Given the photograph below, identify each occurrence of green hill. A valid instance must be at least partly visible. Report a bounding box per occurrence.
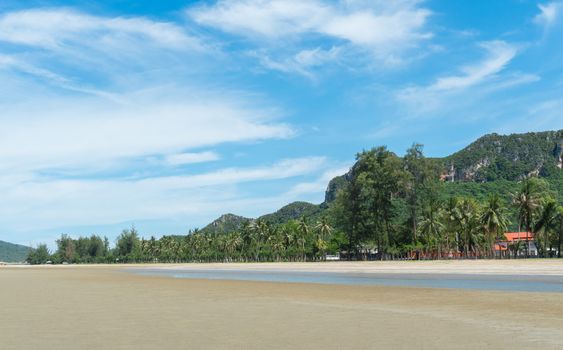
[0,240,30,263]
[259,201,324,225]
[201,202,325,235]
[202,129,562,234]
[444,130,563,182]
[201,213,252,234]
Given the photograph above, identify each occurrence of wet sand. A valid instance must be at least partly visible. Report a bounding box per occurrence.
[1,262,563,349]
[147,259,563,275]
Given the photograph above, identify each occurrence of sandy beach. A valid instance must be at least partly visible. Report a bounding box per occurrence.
[2,261,563,349]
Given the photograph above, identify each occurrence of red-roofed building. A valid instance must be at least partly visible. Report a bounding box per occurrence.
[495,232,538,257]
[504,232,534,242]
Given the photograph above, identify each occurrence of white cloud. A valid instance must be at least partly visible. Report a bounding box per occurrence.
[534,2,563,28]
[189,0,430,48]
[189,0,328,38]
[0,6,312,243]
[396,41,526,115]
[188,0,432,70]
[0,8,213,102]
[0,8,200,51]
[0,157,327,232]
[0,91,293,173]
[426,41,518,91]
[255,47,341,78]
[164,151,220,166]
[139,157,326,190]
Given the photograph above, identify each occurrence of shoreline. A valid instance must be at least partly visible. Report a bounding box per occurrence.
[10,259,563,275]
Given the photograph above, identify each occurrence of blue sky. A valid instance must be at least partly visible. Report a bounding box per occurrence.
[1,0,562,246]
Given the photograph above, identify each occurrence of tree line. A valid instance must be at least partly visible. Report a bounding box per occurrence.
[27,218,345,264]
[27,144,563,264]
[330,145,562,260]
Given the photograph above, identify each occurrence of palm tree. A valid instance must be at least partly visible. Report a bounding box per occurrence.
[315,217,332,260]
[513,179,543,257]
[297,217,310,261]
[443,197,463,256]
[480,194,510,258]
[458,198,481,258]
[534,200,559,258]
[250,220,269,261]
[315,217,332,239]
[418,203,445,258]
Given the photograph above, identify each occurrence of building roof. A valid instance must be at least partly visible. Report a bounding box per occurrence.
[504,232,534,242]
[494,232,535,251]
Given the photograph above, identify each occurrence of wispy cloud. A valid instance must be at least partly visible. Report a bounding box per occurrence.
[0,8,200,50]
[411,41,518,92]
[189,0,430,48]
[0,157,327,233]
[395,41,534,116]
[188,0,432,72]
[0,90,293,173]
[0,8,210,99]
[164,151,221,166]
[253,47,342,78]
[0,6,311,242]
[534,2,563,28]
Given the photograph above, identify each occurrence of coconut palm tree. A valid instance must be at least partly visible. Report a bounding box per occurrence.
[315,217,332,260]
[443,197,463,256]
[458,198,481,257]
[480,194,510,258]
[534,200,559,258]
[297,217,310,261]
[513,179,543,257]
[315,217,332,240]
[418,203,445,258]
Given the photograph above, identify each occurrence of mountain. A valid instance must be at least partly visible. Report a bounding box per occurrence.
[444,130,563,182]
[259,201,324,225]
[201,130,562,234]
[201,213,252,234]
[0,240,30,263]
[323,174,349,205]
[201,202,325,234]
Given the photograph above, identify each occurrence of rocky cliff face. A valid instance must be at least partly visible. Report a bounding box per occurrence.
[444,130,563,182]
[323,173,350,205]
[554,140,563,169]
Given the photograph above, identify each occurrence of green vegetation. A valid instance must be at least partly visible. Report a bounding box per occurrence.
[0,240,30,262]
[27,130,563,263]
[259,202,324,225]
[444,130,563,182]
[201,214,251,235]
[26,244,51,265]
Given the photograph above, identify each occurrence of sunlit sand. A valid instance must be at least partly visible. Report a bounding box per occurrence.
[2,261,563,349]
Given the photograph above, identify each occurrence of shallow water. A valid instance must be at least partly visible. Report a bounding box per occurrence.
[130,268,563,293]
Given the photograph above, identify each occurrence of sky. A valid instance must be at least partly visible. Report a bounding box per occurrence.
[1,0,562,246]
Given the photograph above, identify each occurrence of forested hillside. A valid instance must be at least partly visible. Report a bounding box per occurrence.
[203,130,563,236]
[444,130,563,182]
[0,240,29,262]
